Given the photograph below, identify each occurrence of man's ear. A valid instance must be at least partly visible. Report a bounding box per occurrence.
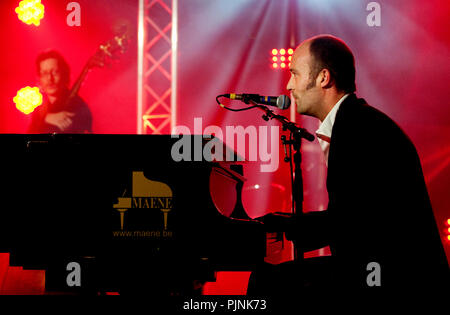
[318,69,333,89]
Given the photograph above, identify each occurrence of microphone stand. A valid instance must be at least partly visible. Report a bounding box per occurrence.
[244,97,315,264]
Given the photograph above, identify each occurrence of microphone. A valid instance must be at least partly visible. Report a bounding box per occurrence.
[224,93,291,110]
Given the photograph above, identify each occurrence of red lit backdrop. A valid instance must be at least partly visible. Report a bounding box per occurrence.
[0,0,448,294]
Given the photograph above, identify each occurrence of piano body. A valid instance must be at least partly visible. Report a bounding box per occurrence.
[0,134,265,294]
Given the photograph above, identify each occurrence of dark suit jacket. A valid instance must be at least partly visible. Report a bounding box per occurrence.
[28,90,92,134]
[290,93,448,289]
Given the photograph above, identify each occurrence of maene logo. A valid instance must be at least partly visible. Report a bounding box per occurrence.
[112,172,173,238]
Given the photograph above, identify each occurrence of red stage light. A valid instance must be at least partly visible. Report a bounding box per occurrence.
[13,86,43,114]
[272,63,278,69]
[272,56,278,62]
[280,56,286,61]
[446,219,450,242]
[280,63,286,68]
[279,49,286,55]
[15,0,45,26]
[288,48,294,55]
[271,49,278,55]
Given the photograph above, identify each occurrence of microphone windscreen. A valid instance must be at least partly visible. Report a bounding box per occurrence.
[276,95,291,110]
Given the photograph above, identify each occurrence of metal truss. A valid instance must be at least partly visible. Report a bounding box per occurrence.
[138,0,177,134]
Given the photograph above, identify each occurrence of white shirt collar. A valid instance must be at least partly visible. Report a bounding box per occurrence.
[316,94,350,139]
[315,94,350,165]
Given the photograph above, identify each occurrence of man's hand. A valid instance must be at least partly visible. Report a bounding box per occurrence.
[45,111,75,131]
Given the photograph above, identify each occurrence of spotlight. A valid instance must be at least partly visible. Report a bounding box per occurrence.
[270,48,293,70]
[15,0,45,27]
[14,86,43,114]
[446,218,450,243]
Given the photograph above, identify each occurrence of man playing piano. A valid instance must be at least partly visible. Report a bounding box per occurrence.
[250,35,448,294]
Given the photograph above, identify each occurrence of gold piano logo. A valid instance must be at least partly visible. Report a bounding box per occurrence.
[112,171,173,239]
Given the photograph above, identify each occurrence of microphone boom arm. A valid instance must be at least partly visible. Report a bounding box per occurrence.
[248,99,315,142]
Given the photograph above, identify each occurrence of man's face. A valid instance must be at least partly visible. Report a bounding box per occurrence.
[286,42,322,117]
[39,58,65,97]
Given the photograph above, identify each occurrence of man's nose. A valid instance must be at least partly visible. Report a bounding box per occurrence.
[286,76,293,91]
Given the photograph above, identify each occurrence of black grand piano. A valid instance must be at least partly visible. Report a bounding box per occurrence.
[0,134,265,295]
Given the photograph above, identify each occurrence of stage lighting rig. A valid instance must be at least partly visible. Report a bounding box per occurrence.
[13,86,43,114]
[15,0,45,27]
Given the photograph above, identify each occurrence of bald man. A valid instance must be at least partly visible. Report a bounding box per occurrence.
[251,35,448,293]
